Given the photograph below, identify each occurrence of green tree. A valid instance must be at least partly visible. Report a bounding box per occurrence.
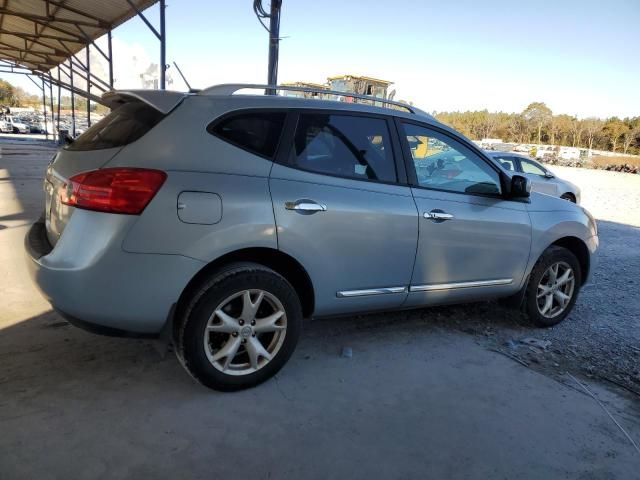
[569,116,583,147]
[581,118,603,151]
[522,102,552,144]
[621,119,640,154]
[603,119,628,153]
[0,78,16,105]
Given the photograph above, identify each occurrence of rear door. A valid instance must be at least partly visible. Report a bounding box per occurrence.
[397,121,531,307]
[269,111,419,316]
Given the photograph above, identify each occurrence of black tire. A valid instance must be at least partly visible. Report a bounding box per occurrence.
[524,246,582,327]
[560,193,576,203]
[176,262,303,391]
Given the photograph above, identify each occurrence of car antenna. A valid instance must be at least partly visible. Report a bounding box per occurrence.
[173,62,198,93]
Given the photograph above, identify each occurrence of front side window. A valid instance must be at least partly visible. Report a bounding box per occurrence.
[402,123,501,195]
[520,158,547,176]
[209,111,286,159]
[289,113,396,182]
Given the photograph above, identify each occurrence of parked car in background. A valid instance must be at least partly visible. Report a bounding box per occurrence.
[485,151,581,203]
[0,115,30,134]
[25,85,598,391]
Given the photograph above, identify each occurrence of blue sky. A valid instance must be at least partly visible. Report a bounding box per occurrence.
[5,0,639,118]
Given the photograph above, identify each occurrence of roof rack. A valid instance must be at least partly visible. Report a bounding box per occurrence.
[198,83,426,115]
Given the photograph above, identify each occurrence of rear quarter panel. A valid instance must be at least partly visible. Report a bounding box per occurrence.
[110,96,278,260]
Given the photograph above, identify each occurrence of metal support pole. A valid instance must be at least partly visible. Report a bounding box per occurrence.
[159,0,166,90]
[48,73,54,137]
[56,68,61,132]
[107,29,114,88]
[41,77,48,140]
[267,0,282,92]
[70,57,76,137]
[86,44,91,127]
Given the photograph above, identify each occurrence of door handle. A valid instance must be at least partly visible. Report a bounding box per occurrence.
[424,210,454,221]
[285,200,327,212]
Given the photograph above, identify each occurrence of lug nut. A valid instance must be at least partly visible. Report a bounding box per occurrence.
[252,333,256,337]
[232,332,238,337]
[239,320,244,326]
[251,320,256,326]
[242,339,246,344]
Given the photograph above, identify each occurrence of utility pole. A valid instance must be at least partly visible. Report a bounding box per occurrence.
[267,0,282,89]
[159,0,166,89]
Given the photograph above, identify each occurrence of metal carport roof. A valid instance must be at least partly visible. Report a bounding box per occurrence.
[0,0,158,72]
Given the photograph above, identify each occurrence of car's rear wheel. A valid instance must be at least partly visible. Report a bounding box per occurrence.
[176,262,302,391]
[524,246,581,327]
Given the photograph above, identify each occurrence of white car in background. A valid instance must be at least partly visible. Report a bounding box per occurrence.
[1,116,30,134]
[485,151,581,203]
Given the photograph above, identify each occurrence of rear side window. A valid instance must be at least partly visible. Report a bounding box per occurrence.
[208,111,286,159]
[494,155,517,171]
[289,113,397,182]
[66,101,165,151]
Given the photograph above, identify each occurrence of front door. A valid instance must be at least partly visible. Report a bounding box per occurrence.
[270,112,418,316]
[396,121,532,307]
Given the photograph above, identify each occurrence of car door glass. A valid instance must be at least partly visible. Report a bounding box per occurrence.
[402,123,501,195]
[208,111,286,159]
[290,114,396,182]
[494,156,516,172]
[520,158,547,176]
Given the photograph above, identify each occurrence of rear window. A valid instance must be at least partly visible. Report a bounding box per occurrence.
[66,101,165,151]
[208,111,286,159]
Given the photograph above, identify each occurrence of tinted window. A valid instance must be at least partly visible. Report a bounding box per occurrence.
[66,101,165,151]
[209,111,285,158]
[290,114,396,182]
[520,158,547,176]
[494,155,516,171]
[402,123,501,195]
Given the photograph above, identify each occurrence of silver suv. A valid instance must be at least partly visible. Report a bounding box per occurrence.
[25,84,599,391]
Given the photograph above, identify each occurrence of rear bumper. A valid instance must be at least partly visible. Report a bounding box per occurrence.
[25,214,205,336]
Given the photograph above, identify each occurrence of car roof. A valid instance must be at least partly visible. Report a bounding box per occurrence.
[485,150,531,160]
[103,87,441,125]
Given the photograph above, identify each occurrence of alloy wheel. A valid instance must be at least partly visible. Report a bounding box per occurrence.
[203,289,287,376]
[536,261,575,319]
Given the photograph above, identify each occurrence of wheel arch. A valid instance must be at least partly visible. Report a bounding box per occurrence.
[550,236,589,284]
[174,247,315,333]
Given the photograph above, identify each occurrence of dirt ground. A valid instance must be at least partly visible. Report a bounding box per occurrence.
[1,140,639,479]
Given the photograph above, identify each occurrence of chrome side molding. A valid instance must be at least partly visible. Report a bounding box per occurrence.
[337,279,512,298]
[409,278,513,292]
[337,286,407,298]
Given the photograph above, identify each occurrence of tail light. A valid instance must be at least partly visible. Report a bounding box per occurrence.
[60,168,167,215]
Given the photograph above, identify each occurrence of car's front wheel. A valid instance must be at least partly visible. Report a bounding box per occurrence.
[524,246,581,327]
[176,263,302,391]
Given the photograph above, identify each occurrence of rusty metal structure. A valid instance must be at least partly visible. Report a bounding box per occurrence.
[0,0,166,139]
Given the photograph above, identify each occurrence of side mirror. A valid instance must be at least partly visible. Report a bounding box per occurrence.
[509,175,531,198]
[64,133,74,145]
[544,171,554,179]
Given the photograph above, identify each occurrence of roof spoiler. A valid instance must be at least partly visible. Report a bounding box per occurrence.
[101,90,187,114]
